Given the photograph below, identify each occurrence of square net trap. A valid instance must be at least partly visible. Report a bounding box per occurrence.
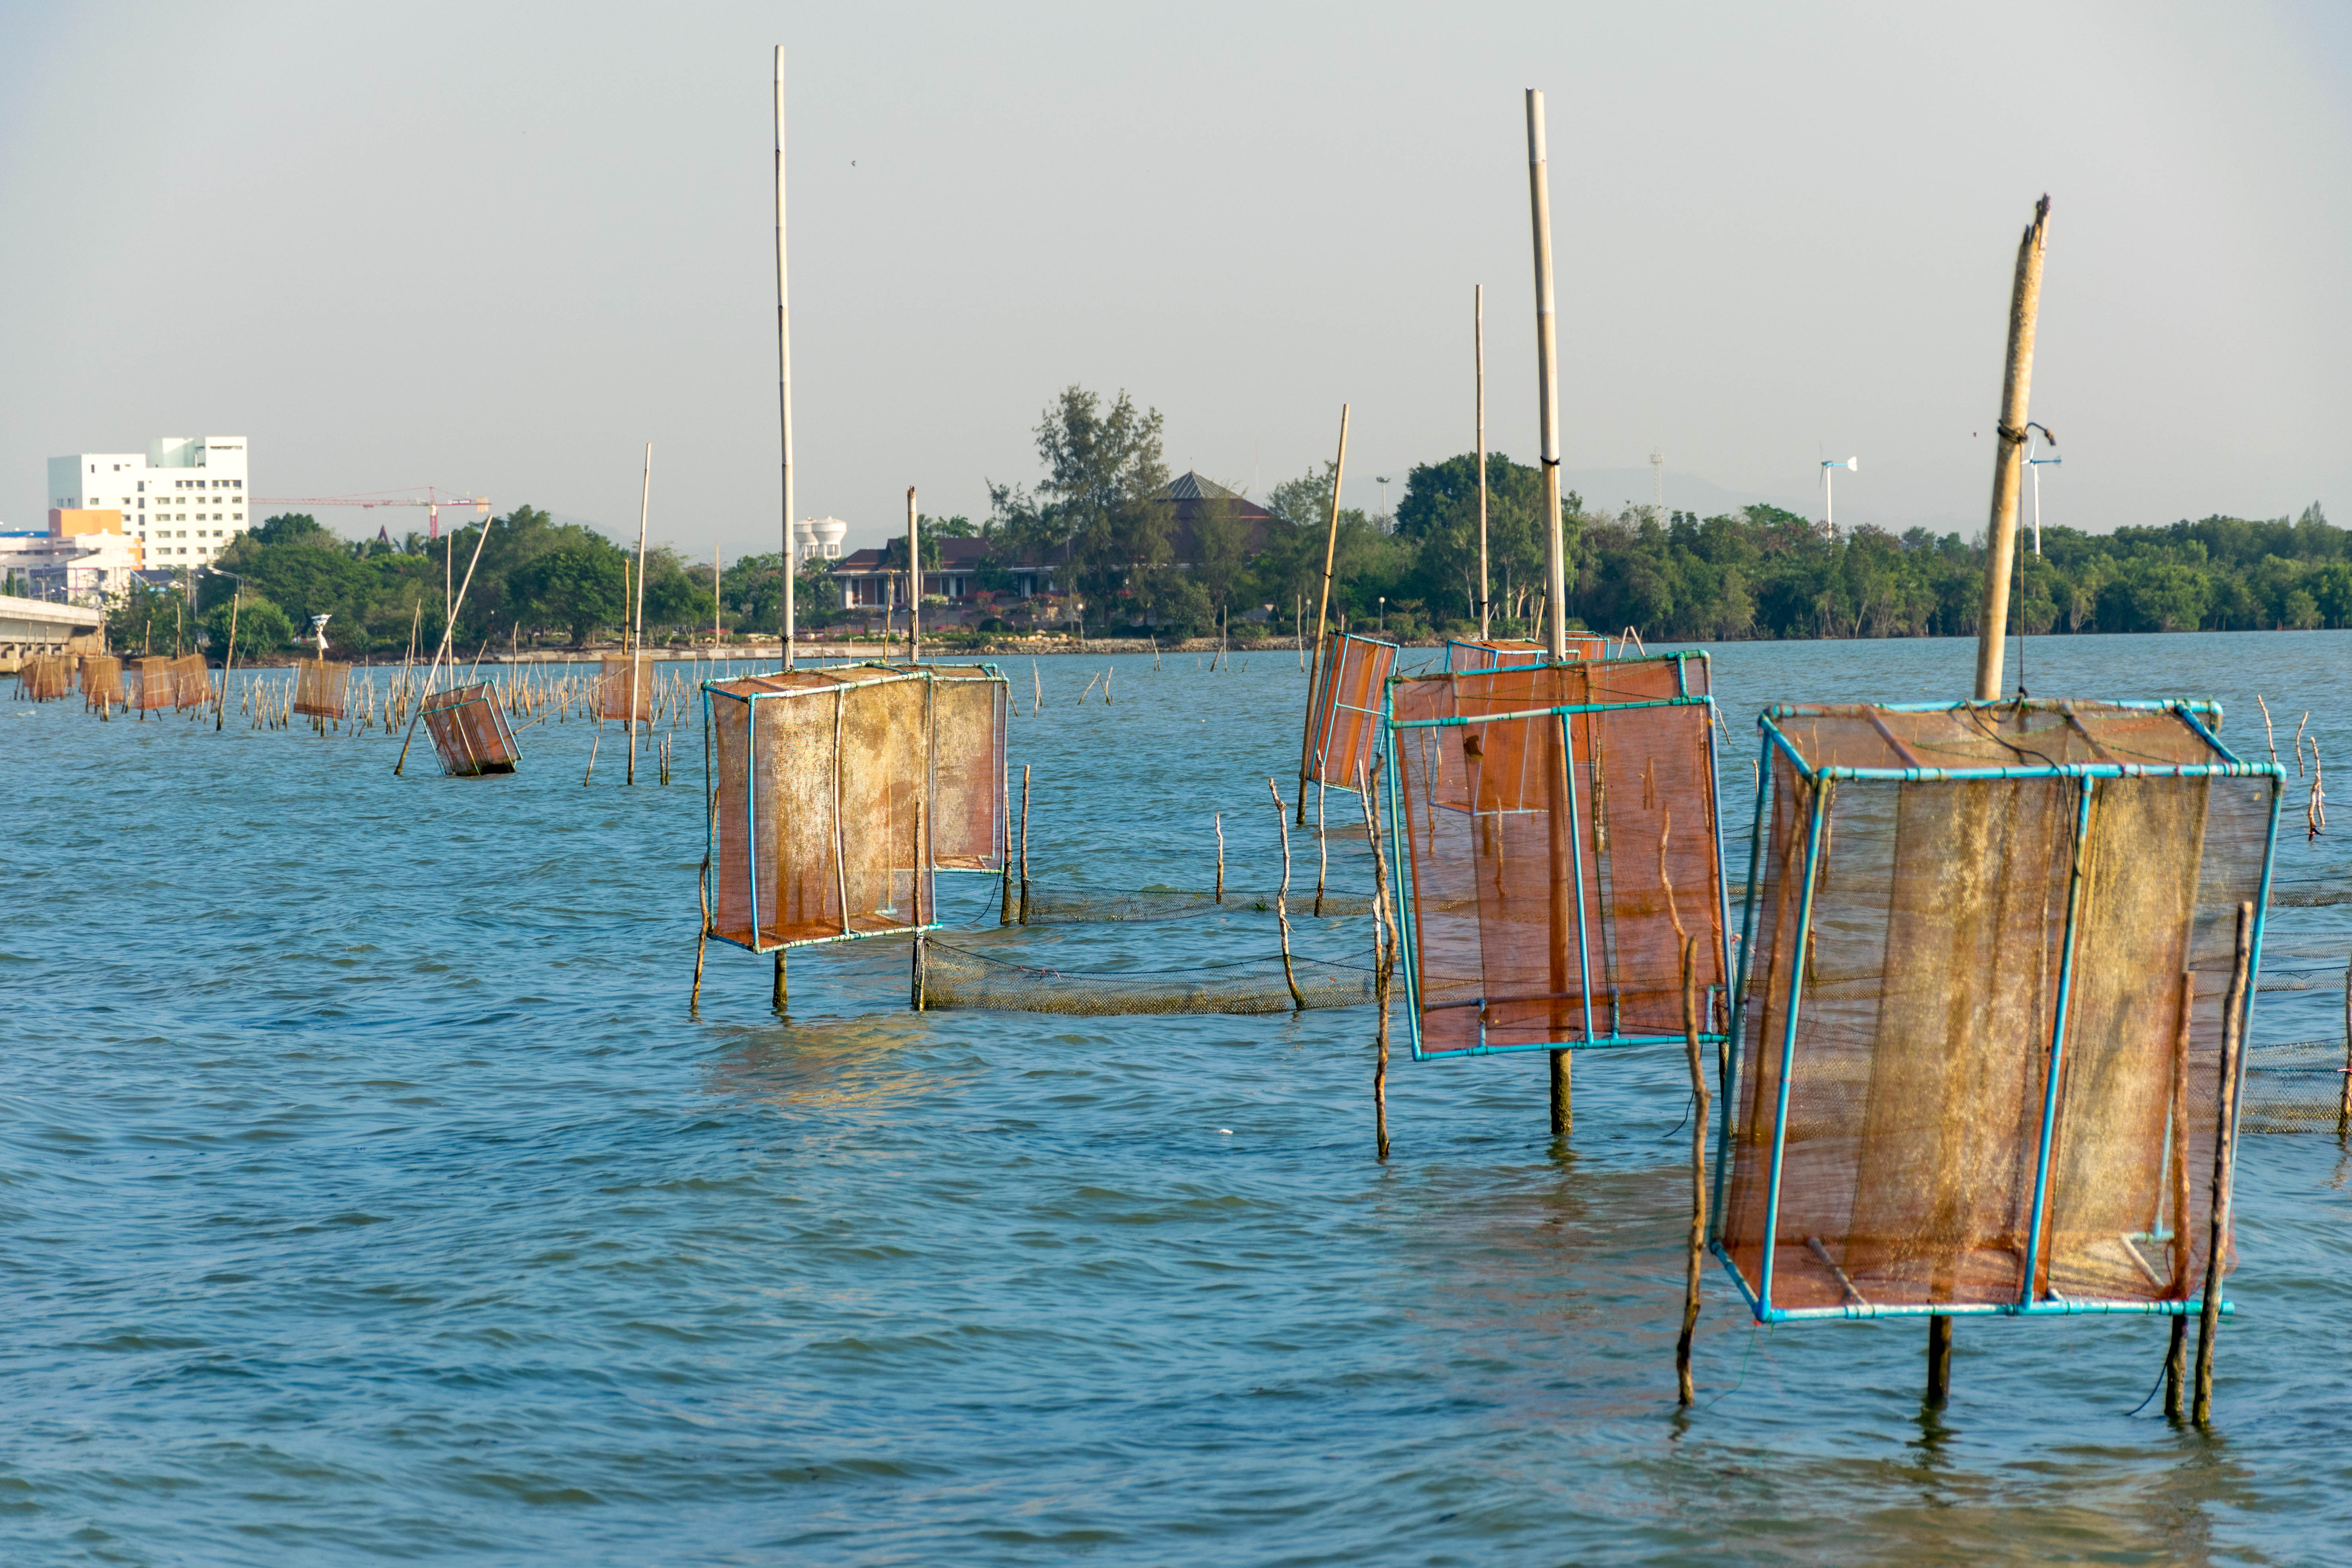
[599,653,651,723]
[703,663,1009,954]
[292,657,349,718]
[1304,632,1398,792]
[79,655,123,707]
[1383,651,1729,1061]
[130,656,174,711]
[421,683,522,776]
[1445,635,1605,672]
[1715,699,2283,1323]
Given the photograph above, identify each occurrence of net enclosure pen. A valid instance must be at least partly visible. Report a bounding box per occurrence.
[131,657,175,712]
[1381,651,1730,1061]
[1303,632,1398,794]
[421,683,522,776]
[1712,699,2284,1325]
[701,663,1009,956]
[80,655,123,708]
[292,657,351,719]
[599,653,652,723]
[1445,634,1605,673]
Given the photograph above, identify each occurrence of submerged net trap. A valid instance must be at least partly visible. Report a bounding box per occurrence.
[421,683,522,776]
[1714,700,2282,1323]
[919,939,1379,1016]
[703,663,1010,954]
[19,654,71,702]
[599,653,652,723]
[129,656,173,711]
[1384,652,1728,1060]
[80,655,123,707]
[169,653,209,709]
[1304,632,1398,793]
[292,657,349,719]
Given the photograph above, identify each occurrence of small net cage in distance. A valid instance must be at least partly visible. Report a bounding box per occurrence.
[170,652,209,709]
[599,653,651,723]
[21,654,71,702]
[132,656,174,711]
[292,658,349,718]
[1445,635,1606,672]
[422,683,521,776]
[704,667,938,954]
[1384,651,1729,1061]
[81,655,123,707]
[1714,700,2282,1324]
[1306,632,1398,792]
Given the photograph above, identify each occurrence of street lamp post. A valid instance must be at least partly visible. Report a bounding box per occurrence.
[1821,455,1858,531]
[2023,422,2059,556]
[1375,476,1391,532]
[1379,595,1387,634]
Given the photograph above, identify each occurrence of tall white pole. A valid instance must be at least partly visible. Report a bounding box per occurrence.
[1526,90,1566,661]
[775,45,796,673]
[907,486,921,664]
[1476,284,1489,641]
[630,440,651,785]
[1825,464,1834,533]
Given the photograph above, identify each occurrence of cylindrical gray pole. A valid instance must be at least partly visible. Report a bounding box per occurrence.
[1526,90,1566,662]
[775,45,797,672]
[1476,283,1489,642]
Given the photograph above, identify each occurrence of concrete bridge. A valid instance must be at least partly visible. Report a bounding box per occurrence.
[0,597,104,671]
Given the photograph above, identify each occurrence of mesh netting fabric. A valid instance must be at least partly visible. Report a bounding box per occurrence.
[19,655,71,702]
[1444,636,1605,672]
[79,655,123,706]
[1305,633,1397,790]
[599,654,651,722]
[2238,1039,2352,1134]
[292,658,349,718]
[1388,653,1725,1058]
[920,940,1382,1016]
[422,683,521,775]
[131,656,174,710]
[1720,701,2279,1318]
[1010,884,1376,924]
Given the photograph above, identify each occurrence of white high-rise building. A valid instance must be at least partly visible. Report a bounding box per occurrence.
[46,435,252,569]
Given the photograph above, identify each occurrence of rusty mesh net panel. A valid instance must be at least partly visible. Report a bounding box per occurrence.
[599,654,651,722]
[1718,702,2277,1317]
[1388,653,1725,1059]
[1445,635,1606,672]
[80,655,123,706]
[911,665,1008,871]
[1014,882,1375,923]
[708,669,933,952]
[132,656,174,711]
[292,658,349,718]
[1305,633,1398,789]
[169,652,210,709]
[422,683,521,775]
[2239,1037,2352,1133]
[921,940,1380,1016]
[21,655,72,701]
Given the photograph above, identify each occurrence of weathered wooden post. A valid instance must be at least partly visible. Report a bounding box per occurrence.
[775,45,797,673]
[1972,195,2051,702]
[1476,283,1490,640]
[1297,404,1350,823]
[2194,902,2254,1425]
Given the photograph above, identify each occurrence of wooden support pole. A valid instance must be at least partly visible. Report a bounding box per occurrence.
[999,763,1014,926]
[692,713,713,1013]
[775,45,796,672]
[1677,933,1707,1405]
[1018,764,1032,925]
[1972,195,2051,702]
[2166,969,2195,1417]
[2194,901,2253,1425]
[1359,758,1394,1162]
[1214,813,1225,904]
[907,486,921,665]
[630,440,651,786]
[1476,282,1489,640]
[1269,778,1306,1010]
[773,949,787,1012]
[2339,946,2351,1134]
[1526,89,1566,662]
[1549,1049,1572,1138]
[1297,404,1350,822]
[1314,780,1328,917]
[1926,1315,1953,1405]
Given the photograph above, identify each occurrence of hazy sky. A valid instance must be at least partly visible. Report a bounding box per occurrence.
[4,2,2346,558]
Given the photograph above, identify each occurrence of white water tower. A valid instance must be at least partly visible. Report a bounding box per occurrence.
[793,516,848,562]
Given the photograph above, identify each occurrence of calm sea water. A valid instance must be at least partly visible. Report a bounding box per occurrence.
[5,632,2350,1566]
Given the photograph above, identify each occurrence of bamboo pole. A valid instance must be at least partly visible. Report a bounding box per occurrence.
[1018,764,1032,925]
[907,486,921,664]
[1526,90,1566,662]
[999,762,1014,925]
[1476,282,1490,640]
[216,590,240,731]
[2194,902,2253,1425]
[630,442,652,785]
[2340,947,2351,1134]
[1973,196,2052,702]
[692,713,714,1013]
[2166,969,2195,1418]
[1214,813,1225,904]
[1677,933,1708,1405]
[1359,758,1395,1162]
[775,45,796,673]
[1269,778,1306,1009]
[1297,404,1351,822]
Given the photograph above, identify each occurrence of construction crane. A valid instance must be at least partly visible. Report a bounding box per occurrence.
[249,488,493,642]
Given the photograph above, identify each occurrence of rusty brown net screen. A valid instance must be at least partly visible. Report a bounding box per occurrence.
[20,655,72,702]
[422,683,522,775]
[293,658,349,718]
[920,939,1381,1016]
[1385,652,1727,1061]
[1304,633,1398,790]
[1445,635,1606,672]
[131,657,174,711]
[169,653,209,709]
[706,668,935,953]
[904,664,1008,872]
[1716,700,2281,1322]
[80,655,124,707]
[599,654,651,723]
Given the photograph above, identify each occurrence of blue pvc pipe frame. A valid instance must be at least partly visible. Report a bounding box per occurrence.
[1379,649,1733,1063]
[1709,697,2285,1323]
[698,661,1010,956]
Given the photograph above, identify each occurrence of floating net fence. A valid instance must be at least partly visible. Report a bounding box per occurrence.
[1386,651,1728,1061]
[421,682,522,776]
[1303,632,1398,792]
[1715,699,2283,1324]
[2239,1038,2352,1134]
[919,938,1382,1016]
[1444,635,1606,672]
[1004,882,1376,924]
[292,657,349,719]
